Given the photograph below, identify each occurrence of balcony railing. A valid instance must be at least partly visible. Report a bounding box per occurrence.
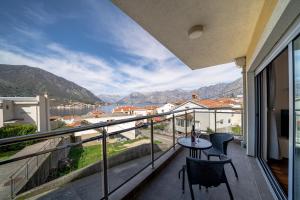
[0,107,243,200]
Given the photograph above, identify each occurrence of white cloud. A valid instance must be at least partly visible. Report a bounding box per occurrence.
[0,41,241,96]
[0,0,241,96]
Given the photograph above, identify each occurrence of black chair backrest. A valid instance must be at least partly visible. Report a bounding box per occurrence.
[209,133,234,155]
[186,157,230,187]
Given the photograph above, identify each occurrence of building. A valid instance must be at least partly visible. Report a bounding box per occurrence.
[112,105,138,115]
[87,110,105,118]
[156,103,176,114]
[0,95,50,131]
[133,108,148,123]
[61,115,82,125]
[171,96,241,134]
[143,105,159,115]
[111,1,300,198]
[75,113,138,140]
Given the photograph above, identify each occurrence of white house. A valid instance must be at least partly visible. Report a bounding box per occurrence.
[170,96,241,134]
[0,95,50,132]
[156,103,175,114]
[75,114,138,140]
[133,108,148,123]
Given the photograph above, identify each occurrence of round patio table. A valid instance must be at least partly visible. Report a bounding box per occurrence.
[177,136,212,159]
[177,136,212,193]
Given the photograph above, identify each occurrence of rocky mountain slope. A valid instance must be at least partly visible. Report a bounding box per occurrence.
[0,64,102,104]
[97,94,123,103]
[117,78,242,104]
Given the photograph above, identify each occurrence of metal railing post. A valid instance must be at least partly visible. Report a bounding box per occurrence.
[241,111,243,137]
[185,111,187,137]
[214,110,217,132]
[10,176,14,199]
[172,114,175,150]
[150,119,154,169]
[102,128,109,200]
[193,109,196,127]
[26,163,29,180]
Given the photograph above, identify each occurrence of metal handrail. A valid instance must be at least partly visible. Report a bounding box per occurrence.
[0,107,242,146]
[9,138,61,198]
[0,107,243,200]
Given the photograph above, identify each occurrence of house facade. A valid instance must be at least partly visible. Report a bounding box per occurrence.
[156,103,175,114]
[170,97,241,134]
[112,105,138,115]
[76,114,138,140]
[0,95,50,132]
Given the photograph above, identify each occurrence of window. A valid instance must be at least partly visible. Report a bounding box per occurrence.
[220,119,223,124]
[228,119,231,124]
[195,121,200,129]
[176,119,184,127]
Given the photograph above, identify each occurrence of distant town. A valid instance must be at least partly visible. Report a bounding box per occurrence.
[0,93,243,139]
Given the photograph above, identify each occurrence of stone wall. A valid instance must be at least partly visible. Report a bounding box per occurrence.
[19,137,70,194]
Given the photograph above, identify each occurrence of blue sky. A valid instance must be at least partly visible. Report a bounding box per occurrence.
[0,0,241,95]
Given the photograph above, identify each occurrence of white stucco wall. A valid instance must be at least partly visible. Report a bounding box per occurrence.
[0,96,50,132]
[84,115,137,140]
[157,103,175,114]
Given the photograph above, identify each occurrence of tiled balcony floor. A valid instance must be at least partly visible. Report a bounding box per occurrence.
[135,143,275,200]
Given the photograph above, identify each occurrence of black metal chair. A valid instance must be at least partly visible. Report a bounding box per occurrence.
[186,156,234,200]
[203,133,238,178]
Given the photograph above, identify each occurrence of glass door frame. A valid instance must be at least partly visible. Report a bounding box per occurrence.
[289,33,300,200]
[253,25,300,200]
[255,61,287,200]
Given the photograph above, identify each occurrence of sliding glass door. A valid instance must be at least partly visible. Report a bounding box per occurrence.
[256,48,290,199]
[255,29,300,200]
[292,34,300,199]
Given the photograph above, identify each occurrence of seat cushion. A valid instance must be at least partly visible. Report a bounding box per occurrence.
[203,147,223,157]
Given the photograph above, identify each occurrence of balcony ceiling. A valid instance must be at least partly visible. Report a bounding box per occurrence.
[112,0,265,69]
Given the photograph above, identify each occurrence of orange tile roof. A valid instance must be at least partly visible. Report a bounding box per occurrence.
[113,106,139,112]
[194,98,236,108]
[143,105,159,110]
[62,115,81,121]
[66,121,82,127]
[88,110,105,117]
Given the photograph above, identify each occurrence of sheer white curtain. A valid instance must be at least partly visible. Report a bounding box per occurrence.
[268,64,280,160]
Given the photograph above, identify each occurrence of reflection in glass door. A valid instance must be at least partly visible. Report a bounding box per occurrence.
[293,35,300,199]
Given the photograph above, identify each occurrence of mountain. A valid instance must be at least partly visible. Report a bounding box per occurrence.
[117,78,242,104]
[97,94,123,103]
[0,64,102,104]
[117,90,190,104]
[194,78,243,99]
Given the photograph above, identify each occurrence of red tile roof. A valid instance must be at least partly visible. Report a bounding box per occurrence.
[62,115,81,121]
[66,121,82,127]
[143,105,159,110]
[113,106,139,113]
[88,110,105,117]
[194,98,237,108]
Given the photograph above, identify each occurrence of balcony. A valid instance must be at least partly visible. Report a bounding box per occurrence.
[0,108,274,200]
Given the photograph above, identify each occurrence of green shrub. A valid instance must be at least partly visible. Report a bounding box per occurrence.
[154,123,167,131]
[231,125,241,135]
[0,124,37,151]
[206,127,214,134]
